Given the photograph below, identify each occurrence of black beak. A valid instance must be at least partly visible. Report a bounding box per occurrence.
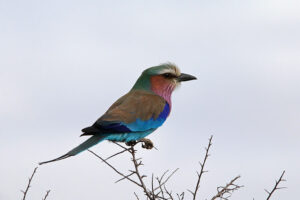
[177,73,197,82]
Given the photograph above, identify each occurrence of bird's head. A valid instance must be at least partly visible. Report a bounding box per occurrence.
[132,63,197,104]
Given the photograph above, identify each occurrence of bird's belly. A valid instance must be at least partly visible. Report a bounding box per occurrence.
[105,129,155,142]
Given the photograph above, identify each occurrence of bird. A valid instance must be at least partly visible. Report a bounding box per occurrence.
[39,63,196,165]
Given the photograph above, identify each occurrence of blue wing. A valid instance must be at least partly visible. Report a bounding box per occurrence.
[81,102,170,136]
[125,102,170,131]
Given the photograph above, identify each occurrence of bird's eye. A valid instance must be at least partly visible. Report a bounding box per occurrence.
[163,73,173,78]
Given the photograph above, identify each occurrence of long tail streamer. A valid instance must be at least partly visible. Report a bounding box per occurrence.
[39,135,105,165]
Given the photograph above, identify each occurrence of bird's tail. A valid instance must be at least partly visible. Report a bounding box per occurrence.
[39,135,105,165]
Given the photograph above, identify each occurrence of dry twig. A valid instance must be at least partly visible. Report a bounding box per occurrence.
[154,168,179,192]
[88,137,285,200]
[18,137,287,200]
[134,192,140,200]
[129,145,153,199]
[88,149,142,187]
[89,141,179,200]
[164,185,174,200]
[42,190,51,200]
[265,171,286,200]
[21,167,38,200]
[211,175,243,200]
[188,135,213,200]
[177,192,185,200]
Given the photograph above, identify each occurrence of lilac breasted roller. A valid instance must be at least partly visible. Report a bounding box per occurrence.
[39,63,196,165]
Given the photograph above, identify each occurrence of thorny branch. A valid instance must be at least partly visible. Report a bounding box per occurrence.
[211,175,243,200]
[154,168,179,192]
[21,167,38,200]
[88,149,142,187]
[42,190,51,200]
[89,141,179,200]
[188,135,213,200]
[21,167,50,200]
[265,171,286,200]
[130,145,153,199]
[89,137,290,200]
[19,136,288,200]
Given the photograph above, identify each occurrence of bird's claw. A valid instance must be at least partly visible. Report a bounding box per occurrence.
[139,138,154,150]
[125,138,154,150]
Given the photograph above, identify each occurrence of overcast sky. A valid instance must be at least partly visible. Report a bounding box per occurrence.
[1,0,299,199]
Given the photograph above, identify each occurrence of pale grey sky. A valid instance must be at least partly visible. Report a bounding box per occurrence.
[0,0,299,199]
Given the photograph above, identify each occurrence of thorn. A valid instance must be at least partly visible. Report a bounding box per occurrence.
[264,189,270,194]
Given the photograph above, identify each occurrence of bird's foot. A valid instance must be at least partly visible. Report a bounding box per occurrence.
[125,140,137,146]
[139,138,154,150]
